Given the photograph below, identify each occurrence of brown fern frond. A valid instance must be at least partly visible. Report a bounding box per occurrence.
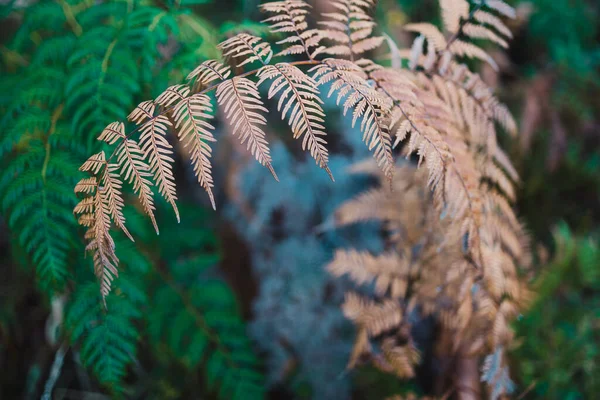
[99,122,159,233]
[139,115,179,221]
[342,292,403,337]
[404,23,447,51]
[155,84,190,108]
[484,0,516,19]
[473,10,513,38]
[260,0,323,59]
[80,152,106,175]
[381,339,420,378]
[216,77,277,180]
[101,164,133,242]
[173,93,218,209]
[74,177,98,194]
[328,250,409,298]
[318,0,383,59]
[463,23,508,48]
[450,40,498,70]
[128,100,156,125]
[89,188,119,300]
[218,33,273,67]
[439,0,469,33]
[257,63,332,179]
[187,59,231,89]
[311,59,394,179]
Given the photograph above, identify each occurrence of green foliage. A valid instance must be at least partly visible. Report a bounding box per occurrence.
[1,1,263,398]
[513,224,600,399]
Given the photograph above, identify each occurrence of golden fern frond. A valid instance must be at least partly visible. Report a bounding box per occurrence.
[404,23,447,52]
[257,63,332,179]
[216,77,277,180]
[74,177,98,195]
[331,187,400,226]
[101,163,133,242]
[74,177,119,302]
[138,115,179,221]
[327,250,408,298]
[311,59,394,179]
[187,59,231,89]
[128,100,156,125]
[218,33,273,67]
[342,292,403,337]
[172,93,218,209]
[155,84,190,108]
[381,339,420,378]
[89,188,119,300]
[318,0,383,58]
[260,0,323,59]
[439,0,469,33]
[473,10,513,38]
[484,0,516,19]
[450,40,498,70]
[463,23,509,48]
[99,122,158,233]
[80,152,106,175]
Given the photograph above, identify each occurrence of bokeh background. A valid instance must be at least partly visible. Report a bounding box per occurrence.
[0,0,598,399]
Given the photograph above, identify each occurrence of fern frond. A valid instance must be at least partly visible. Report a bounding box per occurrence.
[101,163,133,242]
[439,0,469,33]
[473,10,513,39]
[404,23,447,51]
[173,93,218,209]
[216,77,277,180]
[187,60,232,89]
[450,40,498,70]
[260,0,323,59]
[311,59,394,179]
[463,23,509,48]
[218,33,273,67]
[484,0,516,19]
[257,63,332,179]
[318,0,383,58]
[328,250,409,298]
[342,292,403,337]
[138,115,179,221]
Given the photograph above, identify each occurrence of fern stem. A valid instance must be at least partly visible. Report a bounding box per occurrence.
[57,0,83,37]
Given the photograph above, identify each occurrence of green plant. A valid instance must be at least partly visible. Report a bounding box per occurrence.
[512,224,599,399]
[1,1,264,398]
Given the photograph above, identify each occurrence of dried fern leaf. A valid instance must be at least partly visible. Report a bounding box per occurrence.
[172,93,218,209]
[128,100,156,125]
[216,77,277,180]
[473,10,513,38]
[463,23,508,48]
[99,122,159,233]
[450,40,498,70]
[257,63,332,179]
[311,59,394,179]
[139,115,179,221]
[485,0,516,19]
[187,59,231,89]
[260,0,323,58]
[439,0,469,33]
[342,292,403,337]
[404,23,447,51]
[218,33,273,67]
[328,250,408,298]
[101,163,133,242]
[318,0,383,58]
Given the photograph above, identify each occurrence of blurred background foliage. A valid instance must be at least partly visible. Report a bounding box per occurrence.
[0,0,598,399]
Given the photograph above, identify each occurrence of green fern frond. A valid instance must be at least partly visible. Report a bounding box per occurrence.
[66,282,141,393]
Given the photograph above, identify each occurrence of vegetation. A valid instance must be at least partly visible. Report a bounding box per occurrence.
[0,0,598,399]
